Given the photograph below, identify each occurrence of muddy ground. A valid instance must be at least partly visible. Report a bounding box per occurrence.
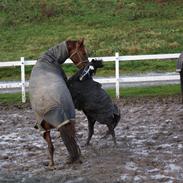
[0,96,183,183]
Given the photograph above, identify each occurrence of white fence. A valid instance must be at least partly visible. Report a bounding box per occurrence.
[0,53,181,102]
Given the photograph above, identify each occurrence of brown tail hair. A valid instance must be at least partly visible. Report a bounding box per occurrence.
[59,122,81,162]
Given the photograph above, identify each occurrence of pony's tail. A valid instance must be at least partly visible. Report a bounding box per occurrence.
[59,122,81,163]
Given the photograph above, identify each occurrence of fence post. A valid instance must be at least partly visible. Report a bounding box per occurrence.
[21,57,26,103]
[115,52,120,99]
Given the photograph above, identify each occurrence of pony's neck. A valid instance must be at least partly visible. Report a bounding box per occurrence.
[42,41,69,65]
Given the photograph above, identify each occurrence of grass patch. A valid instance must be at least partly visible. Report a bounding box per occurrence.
[0,84,181,104]
[0,93,23,104]
[1,0,183,60]
[106,84,181,98]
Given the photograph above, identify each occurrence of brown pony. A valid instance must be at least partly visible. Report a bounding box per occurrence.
[29,38,89,167]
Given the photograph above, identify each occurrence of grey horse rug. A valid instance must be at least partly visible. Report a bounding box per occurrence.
[29,41,75,131]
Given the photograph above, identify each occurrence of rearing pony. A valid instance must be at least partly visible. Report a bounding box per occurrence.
[29,39,89,167]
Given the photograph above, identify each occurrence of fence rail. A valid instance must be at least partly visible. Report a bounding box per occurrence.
[0,53,181,102]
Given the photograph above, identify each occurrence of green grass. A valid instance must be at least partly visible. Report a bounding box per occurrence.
[0,84,181,104]
[1,0,183,59]
[0,93,23,104]
[0,0,183,80]
[106,84,181,98]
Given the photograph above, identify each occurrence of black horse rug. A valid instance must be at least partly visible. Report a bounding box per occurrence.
[67,59,120,144]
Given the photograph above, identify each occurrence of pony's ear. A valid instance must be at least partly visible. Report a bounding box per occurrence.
[77,38,84,47]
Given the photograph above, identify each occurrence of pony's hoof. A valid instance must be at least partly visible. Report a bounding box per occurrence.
[66,157,82,164]
[42,162,55,170]
[48,165,56,170]
[48,162,55,167]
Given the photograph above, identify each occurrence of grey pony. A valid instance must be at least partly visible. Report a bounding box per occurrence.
[29,41,75,133]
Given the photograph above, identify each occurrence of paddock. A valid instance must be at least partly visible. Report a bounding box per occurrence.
[0,96,183,183]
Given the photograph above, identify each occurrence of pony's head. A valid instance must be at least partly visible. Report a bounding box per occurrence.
[66,38,89,69]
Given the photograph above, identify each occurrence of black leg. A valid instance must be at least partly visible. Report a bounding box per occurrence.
[107,125,117,145]
[86,117,96,146]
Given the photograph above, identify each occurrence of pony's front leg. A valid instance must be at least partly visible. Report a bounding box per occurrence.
[43,131,55,167]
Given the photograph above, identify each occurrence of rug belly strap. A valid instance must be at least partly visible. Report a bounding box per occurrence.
[43,106,75,129]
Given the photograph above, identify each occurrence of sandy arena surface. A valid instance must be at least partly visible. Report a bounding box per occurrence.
[0,96,183,183]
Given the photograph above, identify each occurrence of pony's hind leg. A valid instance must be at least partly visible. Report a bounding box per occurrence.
[43,131,55,167]
[41,121,55,167]
[107,125,117,145]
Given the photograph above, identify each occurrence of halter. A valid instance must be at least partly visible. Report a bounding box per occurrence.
[79,65,94,81]
[69,50,88,67]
